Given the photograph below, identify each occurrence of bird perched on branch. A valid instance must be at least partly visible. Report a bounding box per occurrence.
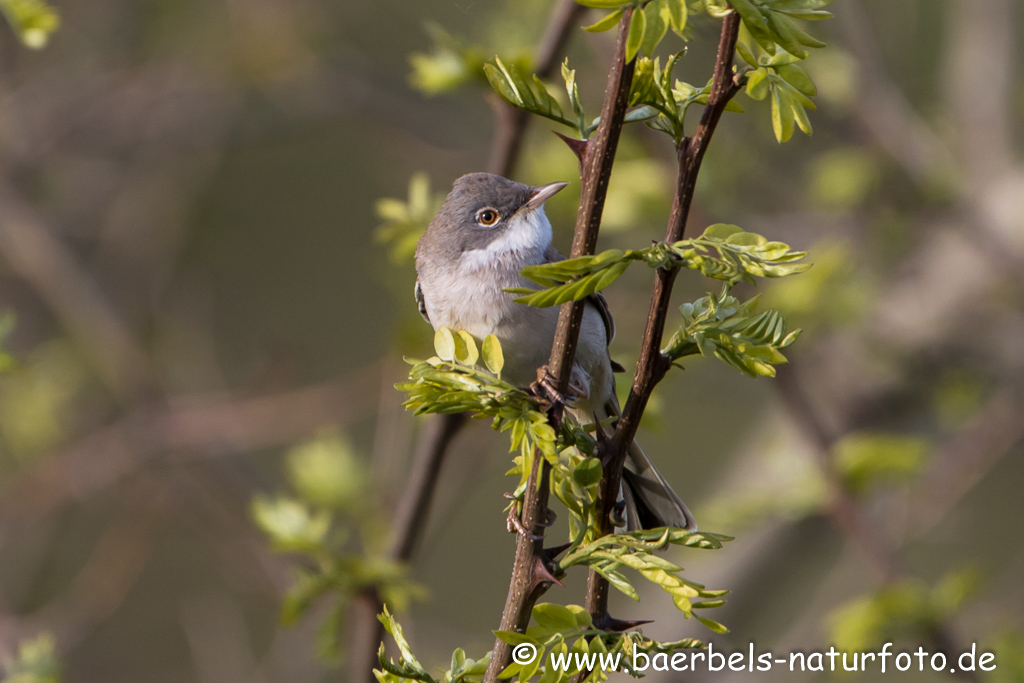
[414,172,695,531]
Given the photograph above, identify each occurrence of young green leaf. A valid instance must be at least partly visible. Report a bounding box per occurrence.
[454,330,479,366]
[639,1,670,58]
[666,0,687,34]
[482,334,505,375]
[625,8,646,62]
[583,8,624,32]
[434,327,457,361]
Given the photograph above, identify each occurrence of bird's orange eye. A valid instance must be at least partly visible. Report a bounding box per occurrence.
[476,208,500,226]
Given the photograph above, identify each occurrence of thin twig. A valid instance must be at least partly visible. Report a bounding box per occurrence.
[583,12,743,620]
[483,10,637,683]
[348,411,468,683]
[352,5,591,682]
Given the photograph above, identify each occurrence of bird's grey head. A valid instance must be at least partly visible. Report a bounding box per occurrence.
[417,173,568,265]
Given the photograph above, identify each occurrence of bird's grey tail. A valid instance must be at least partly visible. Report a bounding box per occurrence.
[582,398,696,532]
[621,438,697,532]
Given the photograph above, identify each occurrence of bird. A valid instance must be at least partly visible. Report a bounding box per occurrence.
[414,172,696,532]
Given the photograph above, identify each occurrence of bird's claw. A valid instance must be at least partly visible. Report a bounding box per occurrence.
[529,366,574,411]
[506,505,543,541]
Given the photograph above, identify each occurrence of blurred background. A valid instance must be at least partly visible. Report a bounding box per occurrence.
[1,0,1023,681]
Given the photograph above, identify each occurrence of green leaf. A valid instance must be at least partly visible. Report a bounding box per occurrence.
[745,67,769,100]
[666,0,687,34]
[696,616,730,633]
[625,8,646,62]
[770,83,795,142]
[575,0,630,7]
[533,603,578,632]
[251,496,331,552]
[434,327,457,361]
[728,0,773,51]
[765,10,807,58]
[572,457,603,487]
[639,1,670,58]
[494,631,538,646]
[583,8,624,32]
[454,330,479,366]
[482,334,505,375]
[484,62,520,104]
[774,62,816,97]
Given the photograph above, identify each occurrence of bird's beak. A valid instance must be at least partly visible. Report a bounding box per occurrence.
[525,181,569,211]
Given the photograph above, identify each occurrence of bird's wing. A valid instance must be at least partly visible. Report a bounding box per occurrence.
[543,245,615,344]
[543,245,623,371]
[414,280,431,324]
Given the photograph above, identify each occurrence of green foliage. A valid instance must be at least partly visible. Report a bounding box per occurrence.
[409,24,488,95]
[397,330,562,488]
[0,0,58,49]
[558,528,731,621]
[376,173,444,264]
[1,635,60,683]
[582,0,688,61]
[628,54,744,143]
[484,57,577,132]
[663,287,800,378]
[376,608,492,683]
[386,6,825,681]
[833,433,931,495]
[731,0,832,141]
[506,224,808,308]
[253,440,424,663]
[377,601,707,683]
[829,569,981,652]
[252,495,333,555]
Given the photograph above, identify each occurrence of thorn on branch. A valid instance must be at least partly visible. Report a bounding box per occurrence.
[554,131,589,170]
[532,555,564,587]
[592,614,654,632]
[541,542,573,563]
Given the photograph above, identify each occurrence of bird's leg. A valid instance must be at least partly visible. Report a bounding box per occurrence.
[529,364,587,411]
[504,493,543,541]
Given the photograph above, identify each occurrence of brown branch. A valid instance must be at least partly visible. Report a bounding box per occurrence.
[484,10,637,683]
[347,411,468,683]
[581,12,743,620]
[610,12,742,460]
[350,5,590,683]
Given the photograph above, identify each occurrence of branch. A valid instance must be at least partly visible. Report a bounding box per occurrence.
[484,10,637,682]
[583,12,743,619]
[348,411,467,683]
[350,5,590,682]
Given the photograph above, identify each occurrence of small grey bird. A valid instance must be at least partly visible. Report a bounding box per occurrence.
[414,172,696,531]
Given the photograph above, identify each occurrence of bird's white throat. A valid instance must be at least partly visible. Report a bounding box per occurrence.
[460,206,552,271]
